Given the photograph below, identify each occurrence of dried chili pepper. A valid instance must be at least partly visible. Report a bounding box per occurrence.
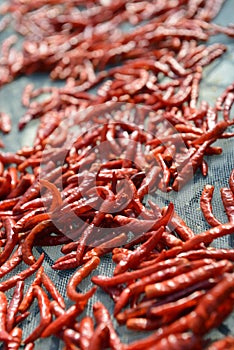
[220,187,234,223]
[66,256,99,302]
[24,285,52,344]
[200,185,222,227]
[6,281,24,332]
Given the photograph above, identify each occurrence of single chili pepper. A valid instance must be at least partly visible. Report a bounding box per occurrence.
[41,272,65,309]
[126,317,162,331]
[40,179,63,212]
[207,336,234,350]
[229,169,234,194]
[0,291,7,334]
[0,174,12,199]
[7,327,22,350]
[0,217,18,266]
[220,187,234,223]
[0,197,21,211]
[178,247,234,261]
[67,256,100,302]
[114,227,164,275]
[93,302,123,350]
[168,212,195,241]
[6,281,24,332]
[145,259,232,299]
[19,266,44,313]
[200,184,222,227]
[41,302,87,338]
[0,253,44,292]
[52,256,80,271]
[0,246,22,279]
[24,285,52,344]
[87,324,109,350]
[79,316,94,350]
[21,220,51,265]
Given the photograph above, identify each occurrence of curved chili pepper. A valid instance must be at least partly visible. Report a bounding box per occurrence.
[21,220,51,265]
[24,285,52,344]
[66,256,100,302]
[0,253,44,292]
[220,187,234,223]
[6,281,24,332]
[40,179,63,212]
[200,185,222,227]
[87,324,109,350]
[0,217,18,266]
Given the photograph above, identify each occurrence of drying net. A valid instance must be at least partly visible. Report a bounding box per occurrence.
[0,0,234,349]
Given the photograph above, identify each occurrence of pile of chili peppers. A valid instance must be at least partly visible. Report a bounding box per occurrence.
[0,0,234,349]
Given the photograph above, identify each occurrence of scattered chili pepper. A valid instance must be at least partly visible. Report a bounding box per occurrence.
[24,285,52,344]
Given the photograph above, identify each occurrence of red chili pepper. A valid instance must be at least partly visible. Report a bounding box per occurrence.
[66,256,100,302]
[200,185,222,227]
[79,316,94,350]
[21,220,51,265]
[24,285,52,344]
[19,266,44,313]
[6,281,24,332]
[220,187,234,223]
[0,217,18,266]
[42,272,65,309]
